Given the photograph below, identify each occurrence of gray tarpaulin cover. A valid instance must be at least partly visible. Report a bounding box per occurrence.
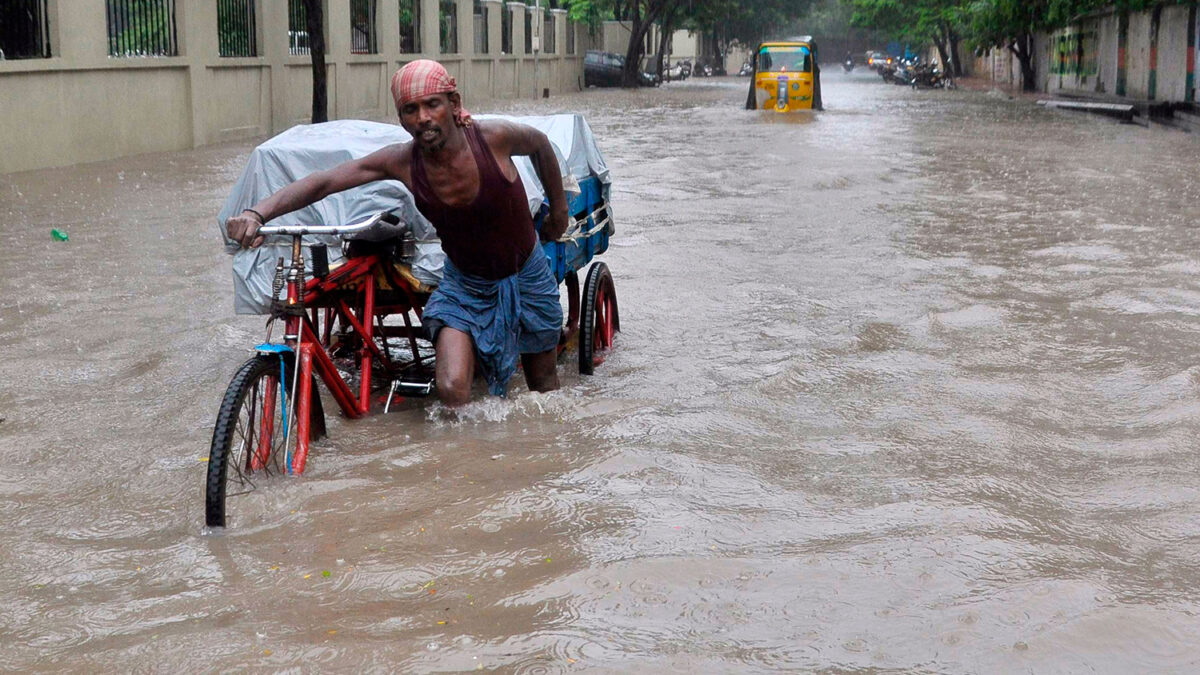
[218,114,611,314]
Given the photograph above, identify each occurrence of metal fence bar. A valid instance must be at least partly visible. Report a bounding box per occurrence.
[143,0,151,53]
[440,0,457,54]
[170,0,179,54]
[42,0,51,57]
[120,0,128,55]
[501,3,511,54]
[473,0,487,55]
[113,0,122,54]
[127,0,134,54]
[369,0,378,53]
[151,0,160,53]
[121,0,130,54]
[108,0,114,54]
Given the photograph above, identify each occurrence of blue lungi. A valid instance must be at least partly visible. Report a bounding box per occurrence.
[423,248,562,396]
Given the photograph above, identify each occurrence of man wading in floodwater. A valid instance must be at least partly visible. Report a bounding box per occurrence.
[226,60,568,405]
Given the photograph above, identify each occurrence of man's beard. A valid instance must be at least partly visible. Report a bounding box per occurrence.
[417,125,447,152]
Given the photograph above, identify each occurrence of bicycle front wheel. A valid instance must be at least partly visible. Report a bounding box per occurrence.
[205,355,304,528]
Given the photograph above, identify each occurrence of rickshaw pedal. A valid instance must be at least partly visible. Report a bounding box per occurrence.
[384,379,434,412]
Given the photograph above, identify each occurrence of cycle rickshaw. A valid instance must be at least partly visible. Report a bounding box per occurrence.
[205,115,618,528]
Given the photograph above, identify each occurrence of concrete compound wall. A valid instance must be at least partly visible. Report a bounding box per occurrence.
[0,0,592,174]
[597,21,662,61]
[974,4,1198,104]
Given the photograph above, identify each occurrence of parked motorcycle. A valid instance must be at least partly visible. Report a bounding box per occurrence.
[663,61,687,81]
[909,62,958,89]
[892,59,917,86]
[738,61,753,76]
[910,63,939,88]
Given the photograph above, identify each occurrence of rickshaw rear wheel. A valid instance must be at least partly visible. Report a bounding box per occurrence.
[579,262,619,375]
[205,354,325,528]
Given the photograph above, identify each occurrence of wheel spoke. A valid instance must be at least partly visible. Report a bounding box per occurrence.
[228,372,283,495]
[241,381,259,473]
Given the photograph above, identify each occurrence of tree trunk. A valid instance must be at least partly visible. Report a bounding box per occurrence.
[622,8,648,87]
[948,28,963,77]
[304,0,328,123]
[656,19,671,80]
[933,34,950,72]
[1009,33,1036,92]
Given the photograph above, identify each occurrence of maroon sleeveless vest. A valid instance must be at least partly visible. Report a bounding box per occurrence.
[410,124,537,280]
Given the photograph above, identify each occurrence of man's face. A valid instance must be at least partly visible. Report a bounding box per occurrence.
[398,93,458,152]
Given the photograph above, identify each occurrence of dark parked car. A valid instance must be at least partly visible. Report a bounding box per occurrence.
[584,50,623,87]
[584,50,658,87]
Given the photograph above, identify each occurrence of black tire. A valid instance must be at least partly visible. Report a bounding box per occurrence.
[205,354,324,528]
[579,262,620,375]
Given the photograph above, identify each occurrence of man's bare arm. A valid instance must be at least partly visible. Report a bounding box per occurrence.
[494,122,569,242]
[227,144,408,248]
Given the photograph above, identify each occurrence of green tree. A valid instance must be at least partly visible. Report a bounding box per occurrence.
[966,0,1053,91]
[682,0,818,75]
[848,0,968,76]
[562,0,677,86]
[565,0,612,36]
[692,0,819,48]
[565,0,817,86]
[961,0,1161,91]
[617,0,675,85]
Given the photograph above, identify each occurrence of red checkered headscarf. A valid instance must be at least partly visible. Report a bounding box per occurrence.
[391,60,472,127]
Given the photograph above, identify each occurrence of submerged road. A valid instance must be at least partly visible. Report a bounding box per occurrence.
[4,68,1200,671]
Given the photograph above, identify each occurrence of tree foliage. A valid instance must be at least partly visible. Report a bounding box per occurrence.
[691,0,820,46]
[848,0,969,74]
[843,0,1173,91]
[564,0,817,86]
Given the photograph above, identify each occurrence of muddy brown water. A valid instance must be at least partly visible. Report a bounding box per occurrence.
[4,70,1200,671]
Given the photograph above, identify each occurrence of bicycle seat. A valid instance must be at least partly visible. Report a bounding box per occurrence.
[342,212,414,261]
[343,236,404,260]
[344,212,409,242]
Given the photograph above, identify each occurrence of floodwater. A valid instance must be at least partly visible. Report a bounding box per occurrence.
[4,68,1200,672]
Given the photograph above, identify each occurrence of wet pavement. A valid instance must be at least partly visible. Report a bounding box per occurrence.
[4,68,1200,671]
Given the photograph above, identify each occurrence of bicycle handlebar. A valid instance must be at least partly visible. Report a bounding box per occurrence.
[257,211,401,237]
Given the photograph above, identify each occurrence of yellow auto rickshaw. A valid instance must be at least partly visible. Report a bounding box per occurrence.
[744,37,823,112]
